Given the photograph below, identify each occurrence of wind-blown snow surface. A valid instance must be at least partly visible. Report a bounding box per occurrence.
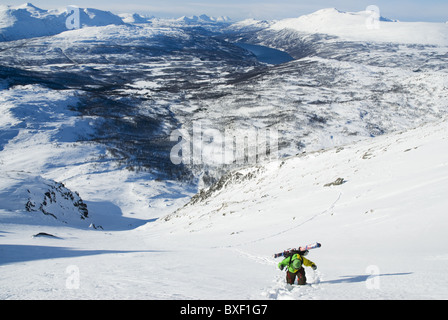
[1,117,448,299]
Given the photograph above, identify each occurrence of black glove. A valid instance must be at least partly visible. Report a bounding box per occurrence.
[312,265,317,271]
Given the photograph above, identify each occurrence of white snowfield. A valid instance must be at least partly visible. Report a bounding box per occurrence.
[270,8,448,46]
[1,4,448,300]
[1,114,448,299]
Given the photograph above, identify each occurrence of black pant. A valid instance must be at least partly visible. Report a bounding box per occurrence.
[286,267,306,285]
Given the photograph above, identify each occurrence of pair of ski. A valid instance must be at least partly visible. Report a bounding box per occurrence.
[273,242,321,258]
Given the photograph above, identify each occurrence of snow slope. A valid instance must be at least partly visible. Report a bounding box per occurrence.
[1,115,447,299]
[176,14,231,24]
[270,8,448,46]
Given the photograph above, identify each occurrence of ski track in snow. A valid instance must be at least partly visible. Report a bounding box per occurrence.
[216,192,342,249]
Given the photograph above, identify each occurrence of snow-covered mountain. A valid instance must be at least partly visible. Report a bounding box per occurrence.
[0,4,235,42]
[0,4,448,300]
[1,111,447,299]
[269,8,448,46]
[177,14,231,24]
[118,13,154,24]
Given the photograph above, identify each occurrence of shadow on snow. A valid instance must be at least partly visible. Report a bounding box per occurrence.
[320,272,413,284]
[0,244,163,266]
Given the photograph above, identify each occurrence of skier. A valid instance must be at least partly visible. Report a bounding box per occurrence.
[278,250,317,285]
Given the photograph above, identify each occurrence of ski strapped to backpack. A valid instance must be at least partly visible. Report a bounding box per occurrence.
[273,242,321,258]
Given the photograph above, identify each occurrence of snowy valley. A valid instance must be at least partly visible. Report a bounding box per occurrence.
[0,3,448,300]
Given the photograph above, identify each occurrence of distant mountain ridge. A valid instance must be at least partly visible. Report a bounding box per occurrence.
[0,3,233,42]
[2,3,448,46]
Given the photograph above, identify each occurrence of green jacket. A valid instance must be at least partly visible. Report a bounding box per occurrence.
[278,254,316,273]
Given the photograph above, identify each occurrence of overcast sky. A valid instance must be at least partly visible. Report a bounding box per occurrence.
[5,0,448,22]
